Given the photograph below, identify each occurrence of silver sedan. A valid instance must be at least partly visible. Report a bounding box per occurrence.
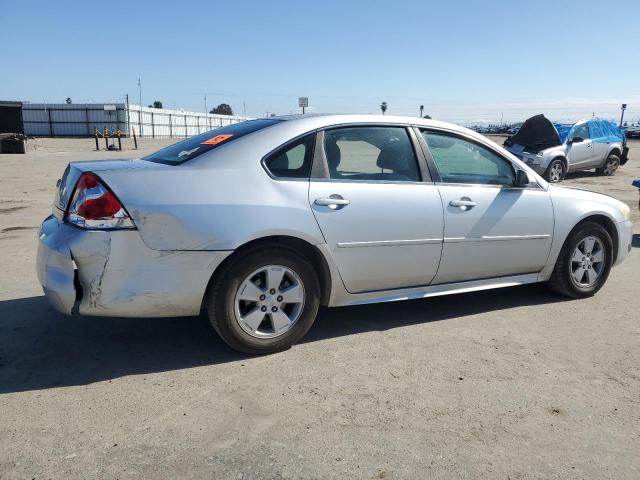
[37,115,634,353]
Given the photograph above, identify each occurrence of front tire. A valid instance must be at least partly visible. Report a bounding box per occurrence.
[548,222,613,298]
[544,158,565,183]
[595,154,619,176]
[207,246,321,354]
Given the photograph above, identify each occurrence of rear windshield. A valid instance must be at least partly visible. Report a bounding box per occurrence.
[143,118,282,165]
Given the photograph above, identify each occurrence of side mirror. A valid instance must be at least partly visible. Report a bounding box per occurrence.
[569,136,584,144]
[514,170,529,187]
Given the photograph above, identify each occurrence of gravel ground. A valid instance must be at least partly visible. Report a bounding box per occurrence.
[1,136,639,479]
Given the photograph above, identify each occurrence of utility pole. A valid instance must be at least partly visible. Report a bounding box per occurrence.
[620,104,627,127]
[125,94,131,137]
[204,94,207,114]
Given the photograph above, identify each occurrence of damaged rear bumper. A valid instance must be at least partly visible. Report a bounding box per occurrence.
[36,215,232,317]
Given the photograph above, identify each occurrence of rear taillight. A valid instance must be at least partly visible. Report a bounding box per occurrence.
[66,172,135,229]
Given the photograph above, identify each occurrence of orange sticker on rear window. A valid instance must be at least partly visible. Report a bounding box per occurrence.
[201,134,234,145]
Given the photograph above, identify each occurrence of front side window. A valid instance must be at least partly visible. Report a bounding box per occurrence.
[570,123,590,141]
[263,134,314,178]
[323,127,420,182]
[144,118,282,165]
[423,131,515,186]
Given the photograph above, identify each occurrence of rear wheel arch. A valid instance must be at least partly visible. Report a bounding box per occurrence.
[205,235,332,308]
[608,147,622,158]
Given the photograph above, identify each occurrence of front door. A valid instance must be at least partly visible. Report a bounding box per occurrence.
[308,125,444,293]
[566,122,596,171]
[420,129,554,284]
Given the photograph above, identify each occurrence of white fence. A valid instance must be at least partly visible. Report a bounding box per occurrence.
[128,105,247,138]
[22,103,249,137]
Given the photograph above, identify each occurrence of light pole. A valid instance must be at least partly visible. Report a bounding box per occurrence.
[419,105,424,118]
[380,101,387,115]
[620,103,627,127]
[137,78,142,107]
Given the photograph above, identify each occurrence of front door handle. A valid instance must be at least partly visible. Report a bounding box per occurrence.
[314,195,350,209]
[449,198,477,210]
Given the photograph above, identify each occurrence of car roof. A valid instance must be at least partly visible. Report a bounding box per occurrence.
[269,113,480,138]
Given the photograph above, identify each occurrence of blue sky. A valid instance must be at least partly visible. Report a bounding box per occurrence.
[1,0,639,124]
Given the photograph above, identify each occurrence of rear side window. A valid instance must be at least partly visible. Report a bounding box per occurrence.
[588,121,604,139]
[144,118,282,165]
[263,134,315,178]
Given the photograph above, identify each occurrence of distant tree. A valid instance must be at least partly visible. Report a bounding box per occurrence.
[152,101,163,109]
[65,97,72,104]
[210,103,233,115]
[423,114,432,119]
[380,101,388,115]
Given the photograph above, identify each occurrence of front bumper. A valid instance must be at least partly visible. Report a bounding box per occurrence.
[614,219,634,266]
[37,215,232,317]
[521,157,547,175]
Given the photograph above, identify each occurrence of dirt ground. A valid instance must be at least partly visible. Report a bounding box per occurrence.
[1,135,639,479]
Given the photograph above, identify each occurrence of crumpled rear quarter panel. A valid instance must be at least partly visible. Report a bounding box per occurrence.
[37,216,231,317]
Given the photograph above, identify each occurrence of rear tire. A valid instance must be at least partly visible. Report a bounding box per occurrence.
[548,222,613,298]
[595,154,619,176]
[544,158,565,183]
[206,246,321,354]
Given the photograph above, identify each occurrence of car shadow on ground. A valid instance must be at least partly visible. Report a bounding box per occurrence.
[0,284,570,394]
[563,171,602,181]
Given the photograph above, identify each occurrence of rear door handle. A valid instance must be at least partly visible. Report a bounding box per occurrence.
[449,198,477,210]
[314,195,350,209]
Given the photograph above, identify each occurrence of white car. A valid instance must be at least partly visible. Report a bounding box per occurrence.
[37,115,634,353]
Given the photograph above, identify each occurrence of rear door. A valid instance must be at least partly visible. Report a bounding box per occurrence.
[308,125,444,293]
[419,129,554,284]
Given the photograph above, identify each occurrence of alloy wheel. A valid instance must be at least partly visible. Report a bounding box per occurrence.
[603,158,618,176]
[549,162,563,182]
[570,236,605,287]
[234,265,305,338]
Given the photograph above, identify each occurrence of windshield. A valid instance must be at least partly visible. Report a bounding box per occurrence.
[143,118,282,165]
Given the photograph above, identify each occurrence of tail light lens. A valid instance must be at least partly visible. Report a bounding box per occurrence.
[66,172,135,229]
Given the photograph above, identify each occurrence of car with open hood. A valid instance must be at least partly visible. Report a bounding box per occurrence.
[504,114,628,183]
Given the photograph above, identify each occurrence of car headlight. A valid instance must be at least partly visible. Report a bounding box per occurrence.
[620,202,631,221]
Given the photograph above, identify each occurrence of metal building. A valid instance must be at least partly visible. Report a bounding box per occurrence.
[20,103,248,137]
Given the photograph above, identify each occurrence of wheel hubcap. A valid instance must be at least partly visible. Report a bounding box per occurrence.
[234,265,305,338]
[550,163,563,182]
[570,236,605,287]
